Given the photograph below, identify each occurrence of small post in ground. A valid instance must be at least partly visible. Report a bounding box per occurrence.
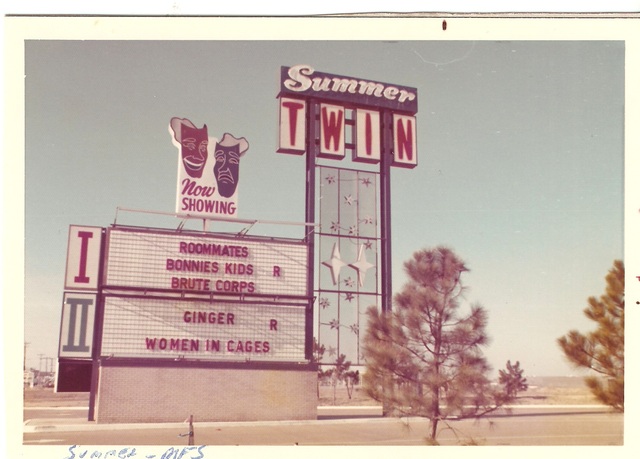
[179,415,194,445]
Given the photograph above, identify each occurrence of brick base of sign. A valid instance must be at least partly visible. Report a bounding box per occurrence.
[94,363,317,423]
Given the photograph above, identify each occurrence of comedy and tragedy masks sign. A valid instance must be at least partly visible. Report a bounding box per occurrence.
[169,117,249,219]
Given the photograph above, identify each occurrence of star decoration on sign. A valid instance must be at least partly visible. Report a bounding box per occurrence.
[360,177,372,187]
[349,244,375,287]
[322,243,346,285]
[344,194,354,206]
[363,240,374,251]
[343,277,355,288]
[349,324,360,335]
[361,215,374,225]
[329,318,340,330]
[344,292,355,302]
[319,297,330,309]
[330,221,341,233]
[325,175,336,184]
[348,225,358,236]
[327,346,337,357]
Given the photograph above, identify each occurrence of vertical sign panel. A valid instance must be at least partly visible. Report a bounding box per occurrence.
[58,292,96,358]
[318,103,345,159]
[392,114,417,168]
[277,97,307,154]
[354,109,381,163]
[64,226,103,290]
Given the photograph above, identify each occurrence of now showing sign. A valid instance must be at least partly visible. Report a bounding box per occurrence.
[169,117,250,219]
[278,64,418,168]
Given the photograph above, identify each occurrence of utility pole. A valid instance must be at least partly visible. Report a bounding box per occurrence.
[38,353,45,386]
[24,342,29,371]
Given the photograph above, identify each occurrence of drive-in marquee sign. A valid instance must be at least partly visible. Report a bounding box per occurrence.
[277,64,418,168]
[100,296,306,362]
[275,64,420,365]
[59,225,310,365]
[280,64,417,112]
[104,227,308,296]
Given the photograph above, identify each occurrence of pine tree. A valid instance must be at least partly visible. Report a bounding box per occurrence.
[345,369,360,399]
[498,360,528,398]
[313,338,327,399]
[363,247,513,443]
[329,354,351,404]
[557,260,624,411]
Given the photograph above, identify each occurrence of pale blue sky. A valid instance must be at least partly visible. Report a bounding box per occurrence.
[22,39,623,376]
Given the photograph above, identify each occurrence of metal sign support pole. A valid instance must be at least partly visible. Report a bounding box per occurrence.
[88,228,107,421]
[380,110,393,315]
[304,100,318,361]
[380,110,394,417]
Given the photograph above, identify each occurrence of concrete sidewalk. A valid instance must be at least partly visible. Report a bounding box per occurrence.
[22,405,622,446]
[23,406,385,433]
[23,405,613,434]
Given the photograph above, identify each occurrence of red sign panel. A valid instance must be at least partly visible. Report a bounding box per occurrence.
[318,103,346,159]
[354,109,381,163]
[64,226,103,290]
[277,97,307,154]
[392,114,418,168]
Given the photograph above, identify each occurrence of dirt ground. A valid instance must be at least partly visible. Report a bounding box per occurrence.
[24,377,600,408]
[317,382,599,407]
[514,382,600,405]
[23,388,90,407]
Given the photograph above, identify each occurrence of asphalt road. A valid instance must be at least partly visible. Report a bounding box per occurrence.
[22,406,623,447]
